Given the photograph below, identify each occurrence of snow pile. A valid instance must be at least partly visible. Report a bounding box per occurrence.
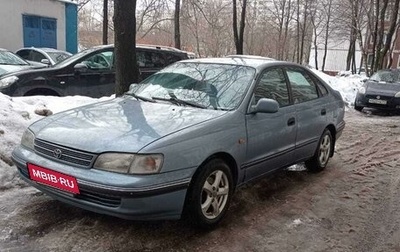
[0,93,110,189]
[311,69,364,106]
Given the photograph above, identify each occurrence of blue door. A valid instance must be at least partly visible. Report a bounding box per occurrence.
[23,15,41,47]
[23,15,57,48]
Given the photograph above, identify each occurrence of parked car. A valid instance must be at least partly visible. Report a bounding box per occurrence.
[0,48,46,76]
[16,47,72,66]
[12,56,345,227]
[354,68,400,111]
[0,44,190,97]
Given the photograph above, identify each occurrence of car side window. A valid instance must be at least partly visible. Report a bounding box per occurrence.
[30,51,46,62]
[316,80,328,96]
[137,51,166,68]
[16,50,31,60]
[254,68,290,106]
[165,53,183,66]
[286,68,319,104]
[81,51,113,70]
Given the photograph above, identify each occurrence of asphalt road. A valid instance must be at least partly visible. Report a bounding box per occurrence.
[1,108,400,252]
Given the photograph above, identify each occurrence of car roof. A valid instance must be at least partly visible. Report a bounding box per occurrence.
[85,44,191,55]
[179,56,294,69]
[17,47,71,54]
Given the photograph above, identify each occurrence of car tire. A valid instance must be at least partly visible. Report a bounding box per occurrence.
[305,129,333,173]
[184,159,233,228]
[354,99,363,112]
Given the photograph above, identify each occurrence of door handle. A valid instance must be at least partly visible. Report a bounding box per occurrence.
[287,117,295,126]
[321,109,326,115]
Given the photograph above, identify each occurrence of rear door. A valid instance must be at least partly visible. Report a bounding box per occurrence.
[284,67,328,162]
[137,49,167,80]
[244,67,297,181]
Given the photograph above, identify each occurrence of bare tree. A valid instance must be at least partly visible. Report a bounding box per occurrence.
[233,0,247,54]
[114,0,139,96]
[77,0,92,12]
[378,0,400,69]
[174,0,181,49]
[321,0,333,71]
[373,0,389,71]
[103,0,108,45]
[136,0,170,40]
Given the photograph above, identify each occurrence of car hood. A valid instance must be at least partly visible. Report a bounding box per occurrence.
[0,65,56,78]
[366,81,400,96]
[0,64,32,76]
[31,97,227,153]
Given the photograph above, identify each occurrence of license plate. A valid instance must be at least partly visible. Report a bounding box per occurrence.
[368,99,387,105]
[27,163,80,194]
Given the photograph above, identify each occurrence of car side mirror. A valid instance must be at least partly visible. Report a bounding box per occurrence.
[250,98,279,114]
[40,59,50,65]
[74,63,88,74]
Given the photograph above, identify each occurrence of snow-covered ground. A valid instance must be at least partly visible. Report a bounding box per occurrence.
[0,93,112,188]
[0,73,363,189]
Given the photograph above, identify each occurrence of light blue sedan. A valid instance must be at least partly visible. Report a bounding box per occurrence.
[12,56,345,228]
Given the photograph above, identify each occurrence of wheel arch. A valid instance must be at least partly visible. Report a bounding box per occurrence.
[24,88,60,96]
[192,152,239,188]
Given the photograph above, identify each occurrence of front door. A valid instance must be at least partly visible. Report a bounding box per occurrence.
[55,50,115,97]
[244,68,297,181]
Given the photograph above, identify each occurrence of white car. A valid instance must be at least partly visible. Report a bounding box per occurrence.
[0,48,46,76]
[16,47,72,66]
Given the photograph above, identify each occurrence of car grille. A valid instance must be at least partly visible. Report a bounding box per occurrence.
[34,139,96,168]
[76,188,122,207]
[365,94,393,100]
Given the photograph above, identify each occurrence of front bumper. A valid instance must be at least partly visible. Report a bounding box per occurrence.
[12,146,194,220]
[355,93,400,110]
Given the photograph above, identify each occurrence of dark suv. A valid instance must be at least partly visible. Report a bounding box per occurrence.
[0,44,190,97]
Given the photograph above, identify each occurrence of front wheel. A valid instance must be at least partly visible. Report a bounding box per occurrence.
[305,129,333,172]
[184,159,233,228]
[354,99,364,112]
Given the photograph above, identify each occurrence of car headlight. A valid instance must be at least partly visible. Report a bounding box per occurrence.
[21,129,35,150]
[358,87,366,94]
[0,76,19,88]
[94,153,163,174]
[395,91,400,98]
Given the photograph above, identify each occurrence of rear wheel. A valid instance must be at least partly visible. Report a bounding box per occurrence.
[305,129,333,172]
[184,159,233,228]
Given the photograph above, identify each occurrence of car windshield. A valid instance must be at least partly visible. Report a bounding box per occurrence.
[0,51,29,65]
[47,52,72,63]
[128,62,256,110]
[370,70,400,83]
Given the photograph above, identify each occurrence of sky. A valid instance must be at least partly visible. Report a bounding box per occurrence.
[0,70,363,189]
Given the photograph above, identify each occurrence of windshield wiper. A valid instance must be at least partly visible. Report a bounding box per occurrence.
[152,96,207,109]
[126,93,156,102]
